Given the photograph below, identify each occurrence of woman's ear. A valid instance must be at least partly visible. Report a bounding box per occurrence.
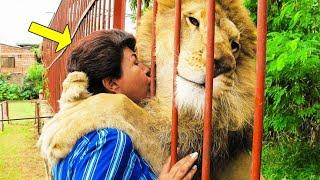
[102,78,120,93]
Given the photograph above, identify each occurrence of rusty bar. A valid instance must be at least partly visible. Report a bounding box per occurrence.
[170,0,181,167]
[201,0,215,179]
[113,0,125,29]
[102,0,107,29]
[94,1,98,31]
[79,0,83,35]
[76,0,79,27]
[68,0,72,32]
[136,0,142,27]
[108,0,111,29]
[85,14,88,35]
[150,0,157,97]
[90,7,94,33]
[71,0,74,31]
[98,0,101,29]
[88,7,91,34]
[251,0,267,179]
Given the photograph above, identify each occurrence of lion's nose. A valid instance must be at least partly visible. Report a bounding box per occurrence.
[214,58,233,77]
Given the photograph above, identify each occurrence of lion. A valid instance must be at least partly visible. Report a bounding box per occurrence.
[38,0,258,179]
[135,0,257,178]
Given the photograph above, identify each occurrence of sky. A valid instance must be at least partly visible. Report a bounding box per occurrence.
[0,0,135,47]
[0,0,61,46]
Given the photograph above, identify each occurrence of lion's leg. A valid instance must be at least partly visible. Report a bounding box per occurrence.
[216,151,265,180]
[217,151,252,180]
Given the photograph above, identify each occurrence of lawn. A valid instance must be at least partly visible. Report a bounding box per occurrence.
[0,101,46,179]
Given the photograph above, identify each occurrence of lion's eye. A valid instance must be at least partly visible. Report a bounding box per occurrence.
[188,17,199,27]
[231,40,240,53]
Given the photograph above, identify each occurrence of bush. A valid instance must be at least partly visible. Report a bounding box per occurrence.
[0,75,21,101]
[0,62,44,101]
[21,62,45,100]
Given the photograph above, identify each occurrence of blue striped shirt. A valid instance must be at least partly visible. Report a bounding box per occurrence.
[52,128,157,180]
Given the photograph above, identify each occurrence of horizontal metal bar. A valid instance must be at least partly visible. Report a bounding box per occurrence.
[0,116,53,121]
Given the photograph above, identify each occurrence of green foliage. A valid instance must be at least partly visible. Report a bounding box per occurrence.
[128,0,152,22]
[245,0,320,141]
[0,63,44,101]
[262,137,320,179]
[30,44,41,62]
[245,0,320,178]
[21,62,45,100]
[265,32,320,137]
[0,75,21,101]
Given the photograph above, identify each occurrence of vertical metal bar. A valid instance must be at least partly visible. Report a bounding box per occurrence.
[86,14,89,35]
[94,1,98,31]
[79,0,83,36]
[150,0,157,97]
[171,0,181,167]
[88,0,91,34]
[202,0,215,179]
[113,0,125,29]
[107,0,111,29]
[102,0,107,29]
[136,0,142,27]
[90,8,93,33]
[251,0,267,179]
[71,0,74,32]
[98,0,102,30]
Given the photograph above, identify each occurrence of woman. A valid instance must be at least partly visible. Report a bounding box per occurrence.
[39,29,198,179]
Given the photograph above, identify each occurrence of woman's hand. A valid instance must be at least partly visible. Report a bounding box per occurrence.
[158,152,198,180]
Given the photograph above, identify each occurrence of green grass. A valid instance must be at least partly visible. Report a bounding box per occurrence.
[0,101,45,179]
[8,101,35,120]
[262,138,320,180]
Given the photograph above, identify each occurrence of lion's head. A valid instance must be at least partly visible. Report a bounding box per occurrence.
[137,0,256,132]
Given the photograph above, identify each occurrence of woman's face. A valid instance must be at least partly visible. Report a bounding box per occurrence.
[115,47,151,103]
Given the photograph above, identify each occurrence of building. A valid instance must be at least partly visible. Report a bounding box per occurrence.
[0,43,36,74]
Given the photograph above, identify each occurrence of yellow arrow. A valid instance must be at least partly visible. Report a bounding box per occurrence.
[28,22,72,52]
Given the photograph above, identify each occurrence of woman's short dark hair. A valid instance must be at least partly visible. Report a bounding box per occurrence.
[67,29,136,94]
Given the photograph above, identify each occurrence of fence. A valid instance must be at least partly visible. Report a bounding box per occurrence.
[43,0,267,179]
[42,0,129,112]
[0,101,52,134]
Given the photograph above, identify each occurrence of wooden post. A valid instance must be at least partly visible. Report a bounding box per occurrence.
[36,102,41,135]
[34,101,37,124]
[5,101,9,124]
[1,103,4,131]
